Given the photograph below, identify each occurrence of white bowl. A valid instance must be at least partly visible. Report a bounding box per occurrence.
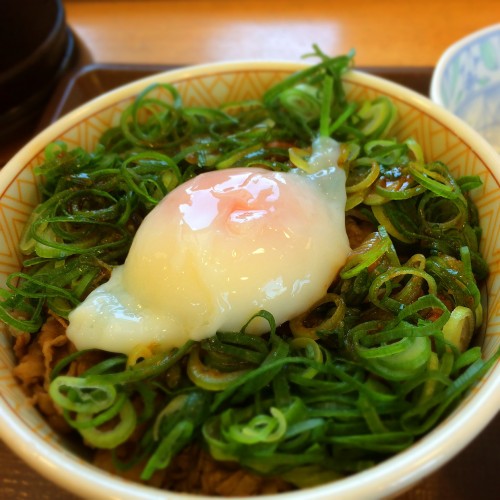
[0,60,499,500]
[431,24,500,152]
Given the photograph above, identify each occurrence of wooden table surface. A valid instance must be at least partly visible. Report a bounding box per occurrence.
[1,0,500,498]
[62,0,500,68]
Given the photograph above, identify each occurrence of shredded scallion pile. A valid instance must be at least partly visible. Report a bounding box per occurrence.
[1,46,498,490]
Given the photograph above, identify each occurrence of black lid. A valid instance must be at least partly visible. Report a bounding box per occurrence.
[0,0,68,113]
[0,0,77,144]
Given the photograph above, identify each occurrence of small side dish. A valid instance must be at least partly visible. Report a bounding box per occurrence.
[431,24,500,152]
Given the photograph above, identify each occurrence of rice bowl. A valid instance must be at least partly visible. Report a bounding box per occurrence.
[0,59,499,499]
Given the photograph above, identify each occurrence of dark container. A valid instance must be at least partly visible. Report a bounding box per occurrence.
[0,0,75,142]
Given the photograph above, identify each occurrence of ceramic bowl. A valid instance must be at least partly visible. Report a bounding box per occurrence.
[0,61,499,500]
[430,24,500,152]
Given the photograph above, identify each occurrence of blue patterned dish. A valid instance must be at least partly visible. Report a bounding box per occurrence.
[431,24,500,152]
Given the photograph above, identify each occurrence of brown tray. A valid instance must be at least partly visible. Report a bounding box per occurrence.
[0,64,498,499]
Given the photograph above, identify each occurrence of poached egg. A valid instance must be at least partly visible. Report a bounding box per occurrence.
[67,137,351,355]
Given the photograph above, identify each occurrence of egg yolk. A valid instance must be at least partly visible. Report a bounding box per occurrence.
[67,146,350,355]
